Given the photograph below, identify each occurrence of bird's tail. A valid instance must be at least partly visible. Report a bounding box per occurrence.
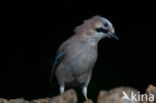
[49,73,59,88]
[49,63,59,88]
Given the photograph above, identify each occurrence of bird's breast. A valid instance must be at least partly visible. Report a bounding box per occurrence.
[66,42,97,75]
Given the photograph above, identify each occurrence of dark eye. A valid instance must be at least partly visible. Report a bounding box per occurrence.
[103,22,109,27]
[95,28,108,33]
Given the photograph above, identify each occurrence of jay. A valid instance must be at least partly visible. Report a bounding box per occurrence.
[50,15,119,100]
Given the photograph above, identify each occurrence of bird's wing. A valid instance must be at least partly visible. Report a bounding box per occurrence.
[49,51,65,86]
[52,51,65,70]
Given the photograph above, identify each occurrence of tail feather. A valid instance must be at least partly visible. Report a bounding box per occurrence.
[49,65,59,88]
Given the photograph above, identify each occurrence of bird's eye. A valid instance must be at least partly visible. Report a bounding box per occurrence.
[103,22,109,27]
[95,28,108,33]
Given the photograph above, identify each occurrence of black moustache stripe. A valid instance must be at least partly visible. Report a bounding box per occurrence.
[95,28,108,33]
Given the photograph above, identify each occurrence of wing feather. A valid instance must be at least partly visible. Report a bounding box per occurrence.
[49,51,65,86]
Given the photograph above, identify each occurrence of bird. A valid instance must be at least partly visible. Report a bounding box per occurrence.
[50,15,119,100]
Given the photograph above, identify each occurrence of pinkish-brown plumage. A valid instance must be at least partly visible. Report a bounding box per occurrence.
[50,15,119,100]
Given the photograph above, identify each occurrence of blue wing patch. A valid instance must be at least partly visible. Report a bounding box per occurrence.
[52,51,65,68]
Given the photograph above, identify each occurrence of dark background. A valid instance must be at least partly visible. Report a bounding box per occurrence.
[0,0,155,102]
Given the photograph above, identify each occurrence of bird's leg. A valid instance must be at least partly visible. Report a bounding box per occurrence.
[82,86,88,101]
[82,72,92,101]
[60,84,65,95]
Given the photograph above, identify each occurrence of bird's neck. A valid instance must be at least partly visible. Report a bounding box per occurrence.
[75,33,102,45]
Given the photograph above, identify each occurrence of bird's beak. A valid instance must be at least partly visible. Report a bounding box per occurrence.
[107,33,119,40]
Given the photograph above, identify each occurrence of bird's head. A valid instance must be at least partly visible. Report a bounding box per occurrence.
[74,15,119,42]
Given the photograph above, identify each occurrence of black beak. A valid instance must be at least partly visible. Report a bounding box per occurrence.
[107,33,119,40]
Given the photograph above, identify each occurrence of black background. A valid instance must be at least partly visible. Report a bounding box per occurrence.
[0,0,155,102]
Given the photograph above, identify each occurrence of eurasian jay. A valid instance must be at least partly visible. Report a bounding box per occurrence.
[50,15,119,100]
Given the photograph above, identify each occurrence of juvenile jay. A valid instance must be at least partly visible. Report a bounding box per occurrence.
[50,15,119,100]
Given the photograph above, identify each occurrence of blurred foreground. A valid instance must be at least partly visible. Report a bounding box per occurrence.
[0,85,155,103]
